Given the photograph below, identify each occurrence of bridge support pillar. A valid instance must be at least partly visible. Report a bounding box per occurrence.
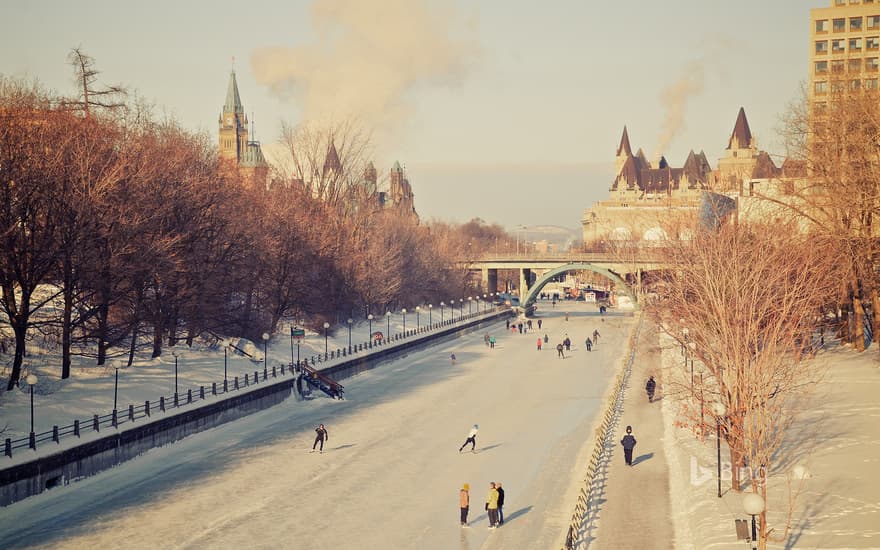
[482,268,498,293]
[519,268,532,303]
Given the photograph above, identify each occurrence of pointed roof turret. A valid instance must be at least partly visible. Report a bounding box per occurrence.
[727,107,753,150]
[223,70,245,115]
[392,160,402,172]
[616,126,633,157]
[323,139,342,176]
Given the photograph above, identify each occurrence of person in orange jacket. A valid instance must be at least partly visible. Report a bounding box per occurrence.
[537,338,543,350]
[459,483,470,526]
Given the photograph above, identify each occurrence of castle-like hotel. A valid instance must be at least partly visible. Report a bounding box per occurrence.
[218,69,418,221]
[582,108,803,244]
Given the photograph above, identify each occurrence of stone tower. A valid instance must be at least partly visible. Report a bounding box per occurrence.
[218,69,268,188]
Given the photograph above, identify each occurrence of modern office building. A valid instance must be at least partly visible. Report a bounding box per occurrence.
[810,0,880,108]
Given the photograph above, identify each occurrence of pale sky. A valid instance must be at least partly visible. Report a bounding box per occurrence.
[2,0,812,230]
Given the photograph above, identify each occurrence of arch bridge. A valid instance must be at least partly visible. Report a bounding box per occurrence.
[465,252,669,310]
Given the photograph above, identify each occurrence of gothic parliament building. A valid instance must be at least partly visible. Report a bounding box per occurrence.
[218,69,418,222]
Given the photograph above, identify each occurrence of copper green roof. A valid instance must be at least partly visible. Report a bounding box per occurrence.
[223,70,244,115]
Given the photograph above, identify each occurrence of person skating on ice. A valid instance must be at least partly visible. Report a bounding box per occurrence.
[459,424,478,453]
[620,425,636,466]
[312,423,329,453]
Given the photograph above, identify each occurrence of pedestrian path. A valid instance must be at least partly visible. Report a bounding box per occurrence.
[591,322,675,549]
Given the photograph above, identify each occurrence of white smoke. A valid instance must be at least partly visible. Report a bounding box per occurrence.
[251,0,475,147]
[653,60,705,163]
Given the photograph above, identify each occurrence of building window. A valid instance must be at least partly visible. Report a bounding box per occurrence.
[831,80,845,92]
[816,60,829,74]
[816,40,829,54]
[866,77,879,88]
[833,18,846,32]
[868,36,880,50]
[869,15,880,29]
[850,58,863,71]
[815,81,829,94]
[832,39,846,53]
[850,37,863,51]
[835,0,845,6]
[816,19,829,33]
[851,17,863,31]
[868,57,880,71]
[832,59,846,73]
[851,79,862,90]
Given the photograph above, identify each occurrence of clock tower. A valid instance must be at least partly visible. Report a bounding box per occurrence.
[219,69,248,163]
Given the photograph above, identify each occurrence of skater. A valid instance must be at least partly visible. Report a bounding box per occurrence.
[556,343,565,358]
[496,482,505,525]
[585,337,592,351]
[517,322,523,334]
[593,329,600,344]
[484,333,490,347]
[537,319,542,330]
[565,312,569,321]
[506,319,510,330]
[486,482,500,528]
[527,319,533,330]
[544,334,549,344]
[646,376,656,403]
[537,338,543,351]
[459,424,478,453]
[312,423,329,453]
[451,353,457,365]
[620,425,637,466]
[489,335,496,349]
[563,336,571,351]
[460,483,470,526]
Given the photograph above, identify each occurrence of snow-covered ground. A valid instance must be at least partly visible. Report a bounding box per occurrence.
[0,304,636,550]
[659,335,880,549]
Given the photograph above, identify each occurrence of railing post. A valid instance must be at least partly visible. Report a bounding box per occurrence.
[74,419,80,437]
[145,401,150,417]
[187,389,192,404]
[255,370,259,382]
[212,382,217,396]
[93,414,100,432]
[245,373,249,386]
[263,367,268,380]
[53,426,59,443]
[112,409,118,428]
[5,438,11,457]
[173,392,179,407]
[224,379,229,392]
[29,432,35,450]
[159,396,165,412]
[200,385,205,399]
[128,404,135,422]
[234,376,239,390]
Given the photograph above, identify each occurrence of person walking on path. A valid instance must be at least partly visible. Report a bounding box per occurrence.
[563,336,571,351]
[450,353,457,365]
[585,337,592,351]
[527,319,533,330]
[486,482,500,528]
[459,424,479,453]
[544,334,549,344]
[517,322,523,334]
[459,484,470,526]
[484,333,490,347]
[312,423,329,453]
[489,335,496,349]
[537,319,543,330]
[537,338,543,351]
[556,343,565,359]
[593,329,600,344]
[646,376,656,403]
[496,482,506,525]
[620,425,636,466]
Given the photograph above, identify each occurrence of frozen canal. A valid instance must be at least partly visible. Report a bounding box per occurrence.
[1,305,635,550]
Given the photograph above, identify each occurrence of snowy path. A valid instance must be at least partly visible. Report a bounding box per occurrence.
[0,305,635,550]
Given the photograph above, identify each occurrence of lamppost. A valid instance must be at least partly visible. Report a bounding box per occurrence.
[415,306,420,330]
[689,341,696,389]
[440,302,445,323]
[347,318,353,352]
[172,350,179,406]
[224,346,228,392]
[401,308,407,334]
[713,402,726,498]
[385,311,391,337]
[368,314,374,340]
[323,322,330,358]
[262,332,270,376]
[459,298,464,318]
[450,300,455,322]
[27,374,38,449]
[468,296,473,314]
[483,294,487,311]
[297,319,304,368]
[743,493,765,550]
[428,304,432,326]
[113,360,119,413]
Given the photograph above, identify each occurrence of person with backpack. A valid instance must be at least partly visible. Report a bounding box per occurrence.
[556,343,565,359]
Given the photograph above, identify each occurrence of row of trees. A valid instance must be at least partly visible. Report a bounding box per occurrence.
[0,60,512,391]
[640,86,880,549]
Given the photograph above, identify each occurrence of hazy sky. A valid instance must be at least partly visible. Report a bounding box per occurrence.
[1,0,812,229]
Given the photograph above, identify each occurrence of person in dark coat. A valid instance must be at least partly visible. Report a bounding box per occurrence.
[563,336,571,351]
[496,482,506,525]
[312,423,329,453]
[646,376,656,402]
[620,425,636,466]
[537,319,543,330]
[556,343,565,358]
[585,337,592,351]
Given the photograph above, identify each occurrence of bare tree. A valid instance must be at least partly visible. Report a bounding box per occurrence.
[66,47,126,117]
[646,218,840,550]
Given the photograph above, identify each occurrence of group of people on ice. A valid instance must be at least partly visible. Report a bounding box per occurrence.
[459,481,506,529]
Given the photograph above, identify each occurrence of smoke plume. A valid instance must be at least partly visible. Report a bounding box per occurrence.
[251,0,474,146]
[653,60,704,163]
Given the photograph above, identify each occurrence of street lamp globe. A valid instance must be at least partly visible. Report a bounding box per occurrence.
[402,308,407,314]
[743,492,765,515]
[262,332,269,341]
[712,402,726,417]
[323,322,330,329]
[368,314,374,320]
[26,374,38,386]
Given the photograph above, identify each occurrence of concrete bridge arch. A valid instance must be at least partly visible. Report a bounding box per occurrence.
[521,263,638,310]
